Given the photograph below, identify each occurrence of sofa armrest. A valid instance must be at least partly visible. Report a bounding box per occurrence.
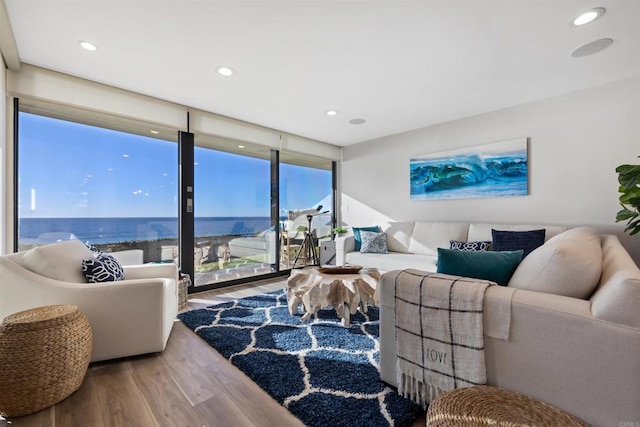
[484,287,640,426]
[335,236,355,266]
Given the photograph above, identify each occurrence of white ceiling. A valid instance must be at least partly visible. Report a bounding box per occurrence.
[4,1,640,147]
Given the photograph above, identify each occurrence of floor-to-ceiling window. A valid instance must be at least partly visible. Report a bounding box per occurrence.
[15,100,338,290]
[16,106,179,262]
[192,135,276,286]
[279,152,333,268]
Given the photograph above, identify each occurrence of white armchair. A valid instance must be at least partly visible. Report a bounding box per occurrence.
[0,240,178,362]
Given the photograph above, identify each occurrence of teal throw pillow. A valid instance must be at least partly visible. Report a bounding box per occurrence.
[436,248,524,286]
[352,226,380,251]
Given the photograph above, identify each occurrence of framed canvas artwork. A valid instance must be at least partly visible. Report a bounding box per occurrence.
[410,138,528,201]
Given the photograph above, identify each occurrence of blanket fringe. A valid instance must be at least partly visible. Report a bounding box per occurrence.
[397,372,445,408]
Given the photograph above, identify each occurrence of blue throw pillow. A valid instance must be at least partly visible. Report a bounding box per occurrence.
[360,231,388,254]
[436,248,524,286]
[82,252,125,283]
[450,240,492,251]
[491,229,545,258]
[352,226,380,251]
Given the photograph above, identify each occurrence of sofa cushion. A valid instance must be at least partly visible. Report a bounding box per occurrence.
[450,240,491,251]
[22,239,94,283]
[437,248,523,286]
[508,227,602,299]
[82,252,125,283]
[345,251,437,272]
[408,222,470,256]
[492,229,545,258]
[360,231,388,254]
[352,226,380,251]
[381,222,415,253]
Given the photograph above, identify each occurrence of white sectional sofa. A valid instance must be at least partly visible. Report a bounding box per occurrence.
[336,221,640,426]
[335,221,568,270]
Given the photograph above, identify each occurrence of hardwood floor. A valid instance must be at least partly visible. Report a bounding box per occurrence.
[9,278,425,427]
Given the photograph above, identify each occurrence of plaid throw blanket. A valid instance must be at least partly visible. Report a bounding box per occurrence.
[394,269,494,407]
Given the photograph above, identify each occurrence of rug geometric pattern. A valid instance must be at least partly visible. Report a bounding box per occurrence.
[178,289,422,427]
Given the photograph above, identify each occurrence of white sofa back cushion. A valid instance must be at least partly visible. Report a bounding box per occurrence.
[467,223,568,242]
[408,222,469,256]
[381,222,415,253]
[508,227,602,299]
[22,239,94,283]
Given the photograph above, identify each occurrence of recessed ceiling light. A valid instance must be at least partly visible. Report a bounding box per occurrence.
[149,130,159,134]
[216,66,235,77]
[571,38,613,57]
[349,118,366,125]
[326,110,338,116]
[79,41,97,51]
[569,7,605,27]
[238,145,245,149]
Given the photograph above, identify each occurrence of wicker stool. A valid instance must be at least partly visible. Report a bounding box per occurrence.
[0,305,93,417]
[426,386,586,426]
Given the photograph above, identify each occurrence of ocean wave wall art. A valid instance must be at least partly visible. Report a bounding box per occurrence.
[410,138,528,201]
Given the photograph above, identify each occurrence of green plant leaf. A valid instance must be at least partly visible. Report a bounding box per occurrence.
[624,219,640,234]
[617,165,640,189]
[616,209,637,221]
[615,158,640,236]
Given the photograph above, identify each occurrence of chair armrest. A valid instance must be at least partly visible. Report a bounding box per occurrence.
[110,249,144,266]
[123,263,178,280]
[335,236,355,266]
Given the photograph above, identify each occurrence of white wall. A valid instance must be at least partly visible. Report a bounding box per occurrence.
[0,62,6,254]
[341,75,640,262]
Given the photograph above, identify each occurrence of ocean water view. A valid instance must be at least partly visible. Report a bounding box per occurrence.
[19,217,273,245]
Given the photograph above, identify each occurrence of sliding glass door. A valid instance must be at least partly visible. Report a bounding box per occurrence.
[192,135,275,287]
[279,153,333,269]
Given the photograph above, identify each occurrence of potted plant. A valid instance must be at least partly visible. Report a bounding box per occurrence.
[615,157,640,235]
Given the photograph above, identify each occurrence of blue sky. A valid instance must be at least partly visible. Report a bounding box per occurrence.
[19,113,331,218]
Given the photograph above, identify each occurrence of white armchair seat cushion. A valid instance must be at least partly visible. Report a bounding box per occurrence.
[22,239,93,283]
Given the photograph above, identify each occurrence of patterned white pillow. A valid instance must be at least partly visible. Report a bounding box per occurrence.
[82,252,125,283]
[449,240,492,251]
[360,231,388,254]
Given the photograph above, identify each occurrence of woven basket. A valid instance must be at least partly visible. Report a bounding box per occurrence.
[426,386,586,426]
[0,305,93,417]
[178,274,191,310]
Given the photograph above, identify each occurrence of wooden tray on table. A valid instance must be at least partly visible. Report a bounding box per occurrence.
[317,265,363,275]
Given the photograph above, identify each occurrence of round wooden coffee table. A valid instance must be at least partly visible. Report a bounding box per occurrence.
[286,267,380,326]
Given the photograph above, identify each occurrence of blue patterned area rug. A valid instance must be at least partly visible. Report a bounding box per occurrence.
[178,289,422,427]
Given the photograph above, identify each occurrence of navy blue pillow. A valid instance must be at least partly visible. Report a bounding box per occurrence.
[437,248,524,286]
[491,229,545,258]
[82,253,125,283]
